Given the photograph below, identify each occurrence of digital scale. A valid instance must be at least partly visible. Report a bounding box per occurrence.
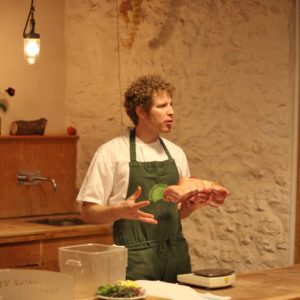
[177,268,235,289]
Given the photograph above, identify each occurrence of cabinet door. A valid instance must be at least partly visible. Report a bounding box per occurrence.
[0,241,41,268]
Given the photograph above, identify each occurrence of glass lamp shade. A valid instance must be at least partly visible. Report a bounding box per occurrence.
[24,38,40,65]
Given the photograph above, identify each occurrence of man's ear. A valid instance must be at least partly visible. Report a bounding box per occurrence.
[135,105,147,120]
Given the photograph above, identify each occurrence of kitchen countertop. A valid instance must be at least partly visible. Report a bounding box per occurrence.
[0,215,110,244]
[194,264,300,300]
[80,265,300,300]
[1,218,298,300]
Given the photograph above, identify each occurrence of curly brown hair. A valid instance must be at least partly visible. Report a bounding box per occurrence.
[124,74,175,125]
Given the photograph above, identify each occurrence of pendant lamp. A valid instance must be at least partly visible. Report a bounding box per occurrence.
[23,0,40,65]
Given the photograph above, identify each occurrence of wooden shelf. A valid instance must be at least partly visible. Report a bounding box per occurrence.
[0,135,79,140]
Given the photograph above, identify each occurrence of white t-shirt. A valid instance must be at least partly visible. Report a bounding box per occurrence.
[76,129,190,208]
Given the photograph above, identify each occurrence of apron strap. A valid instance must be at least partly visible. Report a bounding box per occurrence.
[129,129,173,161]
[159,137,173,160]
[129,129,137,161]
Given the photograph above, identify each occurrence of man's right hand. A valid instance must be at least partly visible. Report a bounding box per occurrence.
[81,186,158,225]
[118,186,158,224]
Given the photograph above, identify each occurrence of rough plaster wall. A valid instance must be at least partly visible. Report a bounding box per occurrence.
[0,0,65,135]
[65,0,122,182]
[65,0,296,272]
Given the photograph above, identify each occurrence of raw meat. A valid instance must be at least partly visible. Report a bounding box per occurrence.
[163,177,229,205]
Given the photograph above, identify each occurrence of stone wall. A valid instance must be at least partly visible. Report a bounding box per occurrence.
[65,0,296,272]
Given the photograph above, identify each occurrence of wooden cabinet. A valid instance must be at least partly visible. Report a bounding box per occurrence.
[0,241,41,268]
[0,223,113,271]
[0,135,113,271]
[0,135,78,218]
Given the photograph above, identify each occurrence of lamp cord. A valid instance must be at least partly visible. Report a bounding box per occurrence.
[23,0,34,38]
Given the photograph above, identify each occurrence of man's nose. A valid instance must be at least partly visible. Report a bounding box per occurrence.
[168,105,174,115]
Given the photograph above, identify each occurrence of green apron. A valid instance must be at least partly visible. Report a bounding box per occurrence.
[113,129,191,282]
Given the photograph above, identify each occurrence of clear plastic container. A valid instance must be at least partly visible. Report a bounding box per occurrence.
[59,243,128,299]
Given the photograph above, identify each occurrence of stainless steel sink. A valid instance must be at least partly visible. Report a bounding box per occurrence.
[29,217,85,226]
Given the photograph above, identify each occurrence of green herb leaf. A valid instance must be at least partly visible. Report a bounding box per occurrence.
[97,282,145,298]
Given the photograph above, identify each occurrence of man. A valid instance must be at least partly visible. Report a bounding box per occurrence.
[77,74,208,282]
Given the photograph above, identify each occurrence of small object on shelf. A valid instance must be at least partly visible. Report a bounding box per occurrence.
[10,117,47,135]
[66,126,77,136]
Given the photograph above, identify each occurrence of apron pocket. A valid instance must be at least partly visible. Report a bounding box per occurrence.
[126,242,163,281]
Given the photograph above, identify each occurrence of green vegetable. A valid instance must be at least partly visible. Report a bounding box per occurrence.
[97,282,145,298]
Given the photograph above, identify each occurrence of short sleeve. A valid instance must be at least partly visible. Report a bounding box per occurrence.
[76,147,114,209]
[179,150,191,178]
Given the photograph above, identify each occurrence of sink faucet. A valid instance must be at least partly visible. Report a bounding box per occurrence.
[17,171,57,191]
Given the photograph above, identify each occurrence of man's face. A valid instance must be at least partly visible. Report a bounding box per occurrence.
[145,90,174,133]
